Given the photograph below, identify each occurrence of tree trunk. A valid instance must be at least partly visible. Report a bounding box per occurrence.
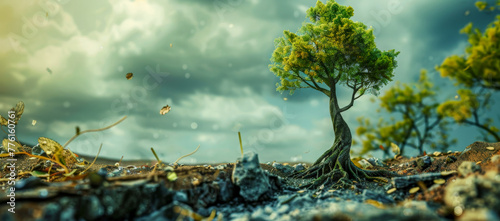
[293,88,398,188]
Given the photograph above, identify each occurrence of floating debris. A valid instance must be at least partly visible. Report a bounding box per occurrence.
[160,105,171,115]
[46,68,52,74]
[126,73,133,80]
[32,120,37,126]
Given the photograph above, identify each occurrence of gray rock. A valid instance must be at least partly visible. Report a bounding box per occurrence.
[293,163,306,172]
[444,171,500,214]
[367,157,384,167]
[358,159,372,169]
[457,161,481,177]
[31,144,45,155]
[446,155,457,164]
[173,191,188,204]
[232,152,271,202]
[272,162,294,174]
[416,155,432,170]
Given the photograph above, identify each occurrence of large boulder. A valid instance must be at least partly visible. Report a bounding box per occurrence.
[232,152,271,202]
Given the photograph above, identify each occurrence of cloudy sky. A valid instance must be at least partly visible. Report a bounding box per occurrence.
[1,0,498,164]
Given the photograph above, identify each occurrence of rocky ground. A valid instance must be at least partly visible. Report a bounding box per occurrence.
[1,141,500,221]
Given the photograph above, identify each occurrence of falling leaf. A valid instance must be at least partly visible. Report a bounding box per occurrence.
[391,143,400,155]
[32,120,37,126]
[486,146,495,151]
[283,97,288,101]
[8,101,24,125]
[476,161,482,165]
[160,105,171,115]
[126,73,133,80]
[2,139,22,152]
[387,188,397,194]
[170,43,173,48]
[434,179,446,184]
[409,187,420,194]
[38,137,63,157]
[0,115,7,126]
[46,68,52,74]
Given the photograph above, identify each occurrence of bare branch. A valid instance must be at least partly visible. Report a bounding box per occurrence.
[340,83,361,112]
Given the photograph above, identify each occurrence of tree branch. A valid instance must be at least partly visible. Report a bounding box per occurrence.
[340,83,361,112]
[295,72,330,96]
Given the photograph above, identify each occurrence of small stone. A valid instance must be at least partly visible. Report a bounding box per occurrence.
[446,155,457,164]
[358,159,372,169]
[272,162,294,174]
[293,163,306,172]
[31,144,45,156]
[416,156,432,171]
[367,157,384,167]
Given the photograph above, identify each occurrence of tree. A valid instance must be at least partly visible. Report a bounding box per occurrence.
[436,1,500,142]
[355,70,456,157]
[269,0,399,187]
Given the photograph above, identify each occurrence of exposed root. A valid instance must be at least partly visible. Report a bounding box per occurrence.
[292,144,400,190]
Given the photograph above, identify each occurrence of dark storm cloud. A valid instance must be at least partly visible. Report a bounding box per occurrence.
[1,0,499,162]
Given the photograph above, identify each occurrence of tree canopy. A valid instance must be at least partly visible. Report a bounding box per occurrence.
[270,0,399,105]
[356,70,456,156]
[437,2,500,90]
